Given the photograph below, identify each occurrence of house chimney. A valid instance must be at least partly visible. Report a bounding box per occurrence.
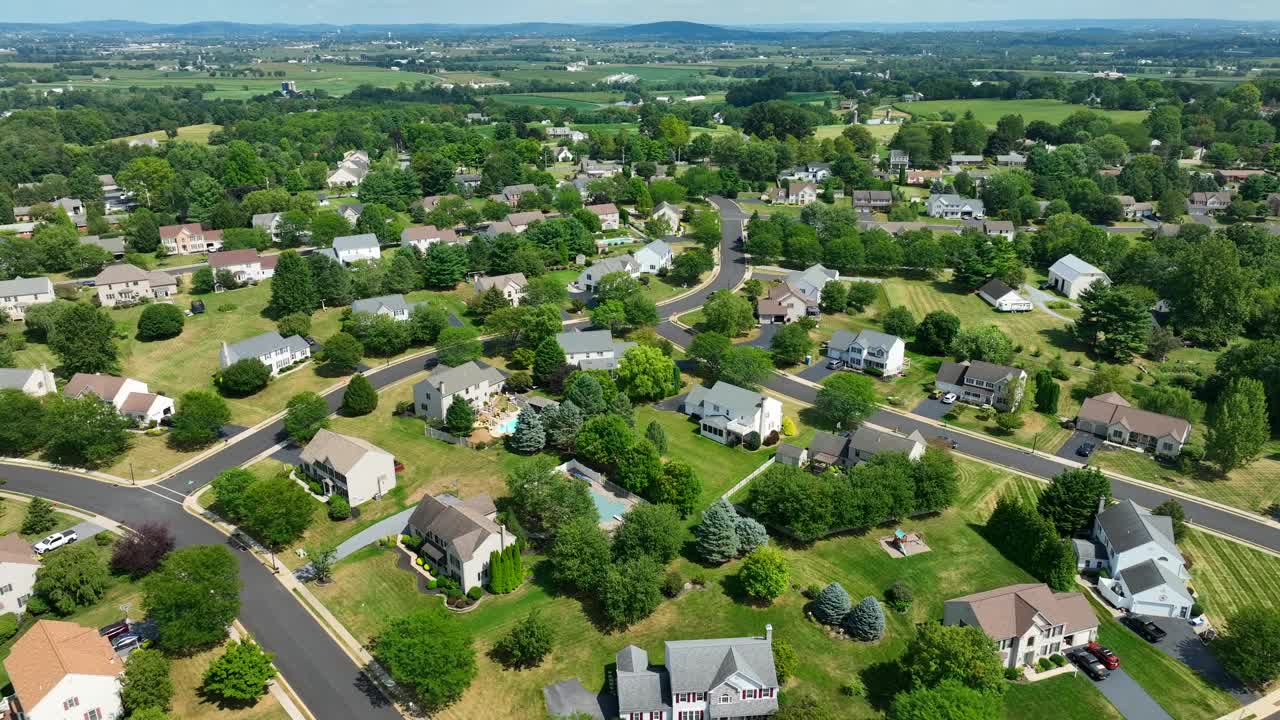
[765,624,773,642]
[1097,495,1106,516]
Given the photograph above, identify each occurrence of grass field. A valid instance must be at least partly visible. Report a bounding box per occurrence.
[1181,528,1280,619]
[0,495,82,540]
[1090,441,1280,517]
[492,94,610,110]
[894,99,1150,126]
[35,63,416,100]
[118,123,223,145]
[633,406,775,508]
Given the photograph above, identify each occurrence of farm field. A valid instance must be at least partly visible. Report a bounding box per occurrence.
[492,93,614,110]
[117,123,223,145]
[895,99,1150,125]
[32,63,417,100]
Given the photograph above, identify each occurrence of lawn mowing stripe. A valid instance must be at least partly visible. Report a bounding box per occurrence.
[1196,532,1280,614]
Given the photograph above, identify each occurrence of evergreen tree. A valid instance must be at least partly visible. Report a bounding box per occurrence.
[735,516,769,554]
[608,391,634,426]
[473,286,510,320]
[542,400,583,452]
[268,251,319,317]
[843,597,886,640]
[506,408,546,454]
[532,337,566,386]
[1034,369,1060,414]
[308,252,354,307]
[812,582,852,625]
[341,373,378,416]
[644,420,668,454]
[695,499,741,564]
[563,374,606,415]
[445,398,475,436]
[384,250,421,294]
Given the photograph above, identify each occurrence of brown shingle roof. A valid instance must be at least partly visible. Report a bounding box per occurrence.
[208,249,262,269]
[93,263,149,285]
[63,373,127,402]
[4,620,123,710]
[120,392,161,414]
[158,222,202,238]
[585,203,619,215]
[1077,394,1191,442]
[947,583,1096,640]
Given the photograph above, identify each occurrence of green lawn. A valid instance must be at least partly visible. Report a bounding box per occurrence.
[42,62,414,100]
[0,496,81,540]
[1003,672,1123,720]
[634,406,774,508]
[894,99,1150,126]
[117,123,223,144]
[1180,528,1280,619]
[491,94,612,110]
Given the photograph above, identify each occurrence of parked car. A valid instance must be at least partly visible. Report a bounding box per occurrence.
[1125,616,1168,643]
[826,358,844,370]
[1069,650,1111,681]
[1087,642,1120,669]
[111,633,141,652]
[33,529,79,555]
[941,392,958,404]
[99,620,130,640]
[1076,442,1096,458]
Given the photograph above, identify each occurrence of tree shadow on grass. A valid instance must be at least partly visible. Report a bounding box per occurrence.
[860,659,909,712]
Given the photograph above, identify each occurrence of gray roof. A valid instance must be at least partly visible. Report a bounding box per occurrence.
[0,276,53,296]
[615,646,668,714]
[784,264,837,296]
[555,329,620,355]
[1097,500,1182,562]
[542,679,605,720]
[421,361,505,396]
[299,429,391,475]
[1049,253,1106,280]
[685,381,769,419]
[0,368,42,390]
[978,278,1018,299]
[251,212,280,227]
[1117,558,1190,599]
[333,233,379,252]
[807,431,849,464]
[80,235,126,254]
[828,328,903,354]
[849,426,925,457]
[964,360,1024,384]
[221,331,308,366]
[935,361,968,387]
[775,443,806,462]
[1072,538,1107,562]
[407,493,502,562]
[665,631,778,693]
[352,294,412,315]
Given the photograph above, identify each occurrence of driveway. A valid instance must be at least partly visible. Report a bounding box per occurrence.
[744,323,780,350]
[911,397,953,421]
[1135,615,1256,702]
[1056,430,1097,461]
[1023,284,1076,322]
[1095,668,1174,720]
[795,362,838,384]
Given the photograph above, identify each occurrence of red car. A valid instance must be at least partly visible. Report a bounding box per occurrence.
[1087,642,1120,669]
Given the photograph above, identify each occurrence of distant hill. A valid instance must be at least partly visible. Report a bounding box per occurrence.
[591,21,767,41]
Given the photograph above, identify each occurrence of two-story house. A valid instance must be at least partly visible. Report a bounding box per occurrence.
[3,619,124,720]
[505,211,549,233]
[337,203,364,225]
[251,212,282,242]
[413,361,506,422]
[1115,195,1155,221]
[400,225,459,252]
[794,426,926,472]
[406,493,517,592]
[352,294,416,321]
[944,584,1097,670]
[219,331,311,376]
[298,428,397,507]
[325,234,381,266]
[0,276,55,321]
[159,223,223,255]
[779,161,832,183]
[682,381,783,446]
[1075,392,1191,458]
[650,202,683,233]
[93,264,178,307]
[888,149,911,171]
[502,183,539,206]
[613,626,780,720]
[769,182,817,206]
[327,149,370,187]
[784,264,839,305]
[0,534,40,615]
[0,366,57,397]
[825,329,906,376]
[926,194,985,219]
[585,203,621,230]
[977,279,1033,312]
[633,239,675,275]
[935,360,1027,412]
[1047,254,1110,300]
[208,249,277,285]
[1081,499,1194,618]
[756,282,814,324]
[576,254,640,293]
[63,372,175,426]
[556,330,635,371]
[473,273,529,307]
[1187,191,1233,215]
[850,190,893,213]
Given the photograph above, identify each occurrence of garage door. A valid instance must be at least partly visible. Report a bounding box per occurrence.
[1132,600,1177,617]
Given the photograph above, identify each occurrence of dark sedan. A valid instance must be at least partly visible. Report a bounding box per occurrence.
[1069,650,1111,681]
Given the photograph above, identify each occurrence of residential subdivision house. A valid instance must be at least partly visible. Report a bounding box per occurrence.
[650,202,683,233]
[327,149,370,187]
[400,225,459,252]
[0,534,39,614]
[825,329,906,376]
[996,152,1027,167]
[949,154,985,167]
[473,273,528,306]
[2,619,125,720]
[614,626,780,720]
[888,149,911,171]
[935,360,1027,412]
[159,223,223,254]
[299,429,397,507]
[1186,191,1233,215]
[850,190,893,213]
[784,264,838,305]
[352,294,416,321]
[208,249,277,285]
[454,173,482,194]
[779,161,832,183]
[0,366,56,397]
[1079,499,1194,618]
[219,331,311,375]
[413,361,506,422]
[1046,254,1110,300]
[768,182,818,206]
[926,194,985,219]
[251,212,282,241]
[406,493,517,593]
[80,235,126,259]
[12,197,84,222]
[576,254,640,293]
[585,203,621,230]
[788,426,927,472]
[505,211,550,233]
[501,183,539,205]
[977,279,1033,312]
[756,282,814,324]
[63,372,175,425]
[633,239,675,274]
[556,329,635,371]
[1075,392,1190,458]
[337,203,364,225]
[943,583,1098,670]
[1115,195,1155,221]
[318,234,380,267]
[682,381,783,446]
[0,276,54,321]
[93,264,177,307]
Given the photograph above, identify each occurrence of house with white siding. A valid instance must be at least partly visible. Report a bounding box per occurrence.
[585,203,620,230]
[219,331,311,375]
[473,273,528,306]
[1047,254,1110,300]
[406,493,517,593]
[413,361,505,422]
[400,225,459,252]
[632,239,674,274]
[299,429,397,507]
[251,212,282,241]
[352,294,415,321]
[682,381,783,446]
[208,249,277,285]
[0,276,54,321]
[934,360,1027,412]
[1081,499,1194,619]
[0,366,56,397]
[63,372,175,425]
[977,279,1033,312]
[323,234,381,266]
[944,584,1097,670]
[825,329,906,376]
[555,330,634,371]
[0,534,40,615]
[3,619,124,720]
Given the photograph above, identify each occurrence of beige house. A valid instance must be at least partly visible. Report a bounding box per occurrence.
[406,493,518,592]
[1076,392,1191,458]
[159,223,223,255]
[473,273,528,306]
[757,283,813,324]
[93,264,177,307]
[650,201,683,233]
[944,583,1097,669]
[299,429,397,507]
[0,276,55,321]
[414,361,505,422]
[585,203,620,230]
[3,620,125,720]
[400,225,459,252]
[0,366,57,397]
[63,372,174,425]
[0,534,39,615]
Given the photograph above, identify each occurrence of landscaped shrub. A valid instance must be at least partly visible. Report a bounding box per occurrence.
[327,495,351,521]
[1051,654,1067,667]
[25,596,48,615]
[466,587,483,601]
[215,359,271,397]
[662,571,684,598]
[1004,666,1023,680]
[802,584,822,600]
[886,580,914,612]
[813,582,853,625]
[764,430,779,446]
[1036,657,1052,672]
[427,579,438,589]
[1191,601,1204,618]
[842,597,885,641]
[841,677,866,697]
[416,557,424,567]
[0,613,18,641]
[95,532,113,547]
[743,431,761,451]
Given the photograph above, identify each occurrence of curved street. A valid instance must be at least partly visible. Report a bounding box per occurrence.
[2,194,1277,720]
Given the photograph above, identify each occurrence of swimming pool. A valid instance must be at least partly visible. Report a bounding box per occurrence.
[494,417,518,435]
[588,485,628,521]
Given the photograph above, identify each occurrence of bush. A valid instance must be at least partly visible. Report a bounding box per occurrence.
[1004,666,1023,680]
[95,532,113,547]
[215,359,271,397]
[662,571,684,598]
[505,371,532,393]
[995,413,1024,433]
[136,303,185,341]
[812,582,852,625]
[886,580,914,612]
[466,586,483,601]
[1191,601,1204,618]
[327,495,351,521]
[1051,654,1067,667]
[0,613,18,641]
[842,597,885,641]
[416,557,424,567]
[743,431,761,451]
[427,578,437,589]
[764,430,779,446]
[841,677,866,698]
[1036,657,1052,672]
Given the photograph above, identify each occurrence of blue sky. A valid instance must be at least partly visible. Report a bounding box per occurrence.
[15,1,1280,25]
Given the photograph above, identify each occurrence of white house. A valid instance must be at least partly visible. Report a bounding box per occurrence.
[0,366,57,397]
[0,277,55,321]
[352,294,415,321]
[327,149,370,187]
[826,329,906,376]
[208,249,277,285]
[0,534,39,615]
[683,381,783,446]
[576,254,639,293]
[473,273,528,306]
[757,282,814,324]
[926,194,985,219]
[585,203,620,230]
[400,225,459,252]
[219,331,311,375]
[337,203,364,225]
[650,201,683,233]
[1082,499,1194,619]
[406,493,517,593]
[299,428,397,507]
[159,223,223,254]
[779,161,832,183]
[614,626,780,720]
[1075,392,1191,458]
[251,212,282,241]
[553,146,574,162]
[1047,254,1110,300]
[632,239,674,274]
[555,330,635,371]
[326,234,381,266]
[414,361,505,422]
[944,584,1098,670]
[935,360,1027,412]
[63,372,174,426]
[3,619,124,720]
[93,264,177,307]
[784,264,839,303]
[977,279,1033,312]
